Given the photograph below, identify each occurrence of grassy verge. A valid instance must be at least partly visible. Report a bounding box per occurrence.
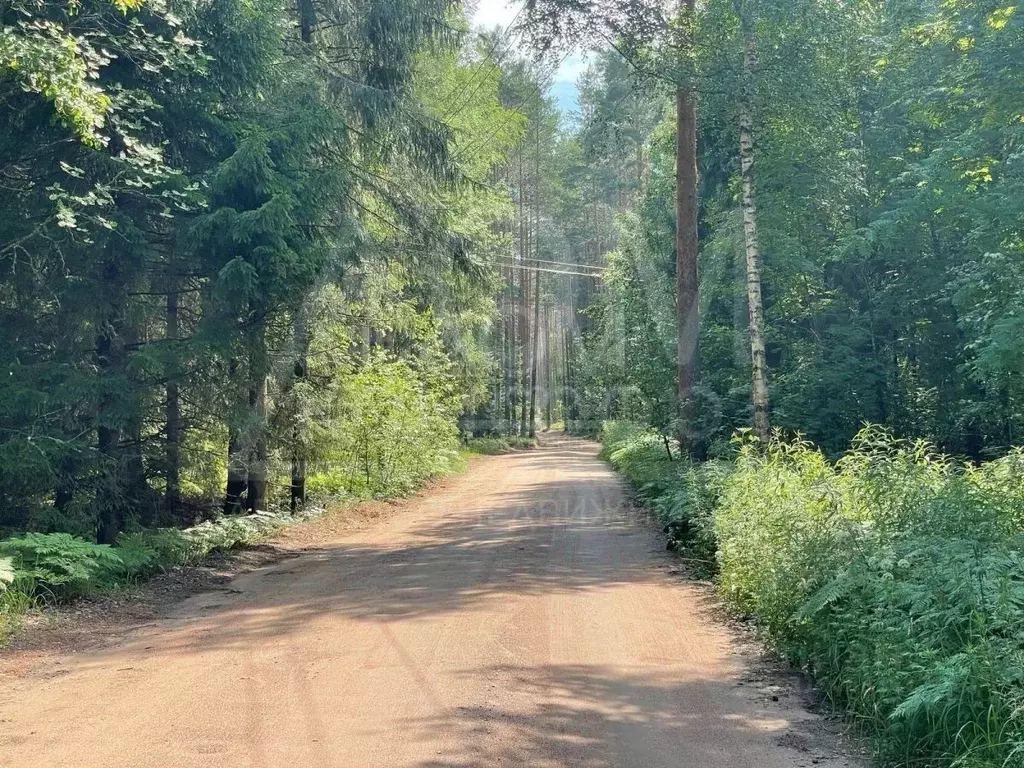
[600,420,1024,768]
[0,507,323,643]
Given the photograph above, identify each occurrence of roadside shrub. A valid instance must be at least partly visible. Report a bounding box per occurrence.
[116,529,198,575]
[716,429,1024,767]
[601,421,1024,766]
[652,461,729,568]
[600,421,724,570]
[0,507,317,607]
[467,437,512,455]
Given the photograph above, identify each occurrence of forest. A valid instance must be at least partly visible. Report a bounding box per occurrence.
[1,0,1024,765]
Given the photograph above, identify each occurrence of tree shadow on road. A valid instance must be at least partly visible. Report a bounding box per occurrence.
[129,449,673,653]
[404,662,844,768]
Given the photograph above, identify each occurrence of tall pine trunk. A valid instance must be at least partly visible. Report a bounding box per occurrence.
[95,255,129,544]
[224,357,247,515]
[738,8,770,441]
[290,311,309,511]
[515,151,526,436]
[544,303,552,429]
[165,284,181,519]
[564,328,575,425]
[529,271,541,437]
[527,113,541,437]
[297,0,314,43]
[247,327,269,514]
[519,265,529,437]
[676,77,701,458]
[503,264,513,434]
[96,327,125,544]
[284,0,315,508]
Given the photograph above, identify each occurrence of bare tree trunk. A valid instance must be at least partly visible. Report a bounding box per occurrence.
[165,285,181,519]
[528,116,541,438]
[562,325,569,428]
[297,0,314,42]
[290,311,308,512]
[519,162,530,437]
[676,76,701,458]
[519,265,530,436]
[515,151,525,436]
[247,332,269,513]
[545,303,552,429]
[224,357,247,514]
[503,264,513,434]
[738,9,770,441]
[96,327,125,544]
[529,272,541,437]
[95,254,129,544]
[565,328,575,425]
[224,434,247,514]
[54,455,75,517]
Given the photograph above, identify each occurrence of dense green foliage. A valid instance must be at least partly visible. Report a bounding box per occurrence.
[562,5,1024,762]
[306,352,462,497]
[0,0,547,544]
[718,433,1024,766]
[558,0,1024,459]
[602,423,1024,767]
[599,421,723,571]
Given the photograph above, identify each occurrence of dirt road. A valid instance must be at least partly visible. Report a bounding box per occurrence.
[0,436,856,767]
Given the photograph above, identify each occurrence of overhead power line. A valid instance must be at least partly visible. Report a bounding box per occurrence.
[515,255,605,272]
[490,260,604,279]
[492,258,604,275]
[442,7,527,124]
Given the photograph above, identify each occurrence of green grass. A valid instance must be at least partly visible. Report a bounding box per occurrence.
[0,586,38,643]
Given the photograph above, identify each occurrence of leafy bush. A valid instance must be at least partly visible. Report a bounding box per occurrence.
[717,430,1024,767]
[115,529,199,576]
[601,422,1024,766]
[309,354,462,498]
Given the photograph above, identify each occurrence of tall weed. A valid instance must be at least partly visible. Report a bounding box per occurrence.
[601,421,1024,767]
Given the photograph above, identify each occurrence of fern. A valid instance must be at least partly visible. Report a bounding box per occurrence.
[793,572,856,621]
[0,533,124,596]
[0,556,13,589]
[890,656,972,722]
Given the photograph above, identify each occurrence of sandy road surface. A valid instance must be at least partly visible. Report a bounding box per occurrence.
[0,436,856,767]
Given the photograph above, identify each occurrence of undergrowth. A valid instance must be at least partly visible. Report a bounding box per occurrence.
[599,421,724,574]
[0,508,316,633]
[464,436,537,455]
[601,420,1024,768]
[0,427,487,643]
